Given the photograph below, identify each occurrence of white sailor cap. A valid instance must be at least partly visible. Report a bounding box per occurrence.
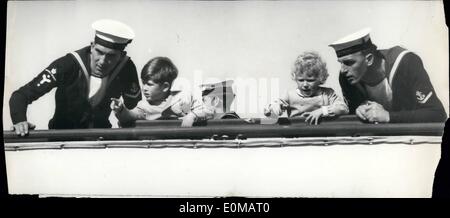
[92,19,135,50]
[329,28,376,57]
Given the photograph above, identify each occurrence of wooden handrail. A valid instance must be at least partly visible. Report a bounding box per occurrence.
[3,116,445,143]
[134,115,361,127]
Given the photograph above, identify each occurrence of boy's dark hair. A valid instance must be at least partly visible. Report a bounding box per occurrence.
[141,57,178,85]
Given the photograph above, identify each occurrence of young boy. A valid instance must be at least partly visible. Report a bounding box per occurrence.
[264,51,349,125]
[111,57,214,127]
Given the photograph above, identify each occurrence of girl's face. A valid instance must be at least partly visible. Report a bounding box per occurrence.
[294,73,321,97]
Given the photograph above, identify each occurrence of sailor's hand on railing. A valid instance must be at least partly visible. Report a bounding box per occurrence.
[365,102,390,123]
[356,102,371,121]
[302,109,323,125]
[110,98,124,113]
[12,121,36,136]
[356,101,390,123]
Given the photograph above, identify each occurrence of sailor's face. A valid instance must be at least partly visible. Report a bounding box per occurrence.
[337,52,368,85]
[294,73,321,97]
[142,80,168,104]
[90,43,123,77]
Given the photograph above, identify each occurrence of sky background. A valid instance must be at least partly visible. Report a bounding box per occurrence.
[3,0,448,198]
[3,0,448,129]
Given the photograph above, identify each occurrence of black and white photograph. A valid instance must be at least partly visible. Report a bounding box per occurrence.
[2,0,448,200]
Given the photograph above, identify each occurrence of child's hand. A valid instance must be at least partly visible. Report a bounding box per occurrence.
[181,113,196,127]
[263,107,272,116]
[268,104,283,116]
[302,109,323,125]
[110,98,124,113]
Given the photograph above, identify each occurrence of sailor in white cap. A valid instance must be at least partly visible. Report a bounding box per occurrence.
[329,28,446,123]
[10,19,142,136]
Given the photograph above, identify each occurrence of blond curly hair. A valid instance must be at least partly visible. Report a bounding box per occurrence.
[291,51,328,84]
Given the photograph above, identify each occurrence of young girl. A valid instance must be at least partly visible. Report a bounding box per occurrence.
[264,51,349,124]
[111,57,214,127]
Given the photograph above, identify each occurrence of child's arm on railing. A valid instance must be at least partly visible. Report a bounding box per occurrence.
[111,98,145,124]
[326,90,349,117]
[302,89,349,125]
[264,91,290,117]
[180,95,215,127]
